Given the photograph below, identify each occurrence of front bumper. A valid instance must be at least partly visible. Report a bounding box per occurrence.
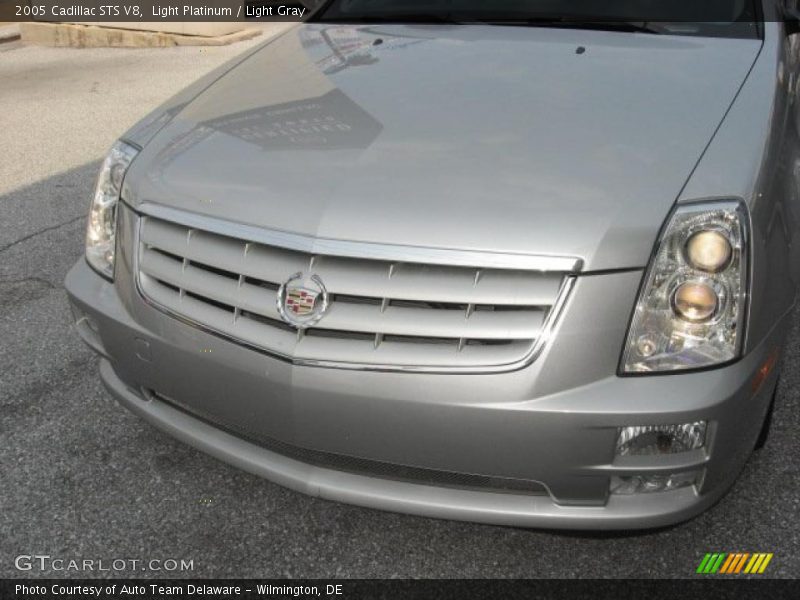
[66,257,782,529]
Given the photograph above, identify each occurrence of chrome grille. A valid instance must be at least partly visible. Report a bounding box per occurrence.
[136,214,575,372]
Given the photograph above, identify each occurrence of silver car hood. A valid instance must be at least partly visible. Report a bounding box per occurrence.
[124,24,762,271]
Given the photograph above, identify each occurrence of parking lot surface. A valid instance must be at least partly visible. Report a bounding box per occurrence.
[1,35,798,579]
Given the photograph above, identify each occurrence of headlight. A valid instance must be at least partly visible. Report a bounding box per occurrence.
[621,200,749,373]
[85,141,139,279]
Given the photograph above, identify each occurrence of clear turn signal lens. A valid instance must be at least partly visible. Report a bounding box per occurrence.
[616,422,707,457]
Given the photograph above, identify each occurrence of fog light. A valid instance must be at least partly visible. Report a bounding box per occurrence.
[610,470,703,495]
[616,422,706,456]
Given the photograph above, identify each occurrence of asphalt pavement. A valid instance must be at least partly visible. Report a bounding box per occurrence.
[1,35,798,579]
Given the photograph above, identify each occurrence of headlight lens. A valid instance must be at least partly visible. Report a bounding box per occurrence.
[685,230,732,273]
[622,200,748,373]
[671,281,719,323]
[85,141,139,279]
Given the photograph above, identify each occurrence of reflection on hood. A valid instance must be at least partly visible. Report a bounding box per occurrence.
[300,24,427,74]
[198,88,383,151]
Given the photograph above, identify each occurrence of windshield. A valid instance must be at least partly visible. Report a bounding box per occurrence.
[314,0,761,38]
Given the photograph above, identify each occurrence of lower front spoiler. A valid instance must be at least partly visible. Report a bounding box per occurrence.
[100,359,728,531]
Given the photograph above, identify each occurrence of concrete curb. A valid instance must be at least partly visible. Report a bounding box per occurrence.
[0,23,21,43]
[19,22,263,48]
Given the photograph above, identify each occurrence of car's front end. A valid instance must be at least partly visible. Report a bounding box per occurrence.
[66,6,800,529]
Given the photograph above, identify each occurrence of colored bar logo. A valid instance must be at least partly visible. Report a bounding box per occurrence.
[696,553,773,574]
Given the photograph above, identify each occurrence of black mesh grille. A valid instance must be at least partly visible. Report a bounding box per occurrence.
[151,390,547,497]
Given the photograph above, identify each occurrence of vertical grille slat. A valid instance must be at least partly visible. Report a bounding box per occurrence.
[137,215,574,371]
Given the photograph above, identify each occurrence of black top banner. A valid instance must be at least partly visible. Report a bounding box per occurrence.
[0,1,320,22]
[0,0,785,23]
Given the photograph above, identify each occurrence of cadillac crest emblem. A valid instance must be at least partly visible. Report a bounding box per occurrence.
[277,272,330,329]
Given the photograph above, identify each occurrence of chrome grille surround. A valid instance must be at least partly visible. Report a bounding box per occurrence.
[133,203,579,373]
